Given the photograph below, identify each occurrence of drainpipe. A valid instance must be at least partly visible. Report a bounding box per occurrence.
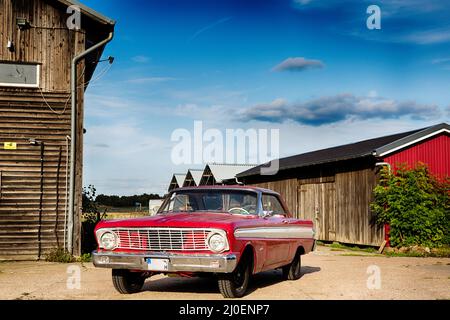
[68,31,114,254]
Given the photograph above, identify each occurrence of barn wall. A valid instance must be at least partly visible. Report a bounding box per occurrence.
[247,159,384,246]
[0,0,87,260]
[333,165,383,246]
[0,91,71,260]
[250,178,298,217]
[383,133,450,178]
[0,0,79,92]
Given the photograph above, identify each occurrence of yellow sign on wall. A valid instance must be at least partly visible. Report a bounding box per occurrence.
[4,142,17,150]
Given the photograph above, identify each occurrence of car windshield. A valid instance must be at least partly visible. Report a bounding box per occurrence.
[158,189,258,215]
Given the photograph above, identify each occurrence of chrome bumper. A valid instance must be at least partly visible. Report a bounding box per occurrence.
[92,251,238,273]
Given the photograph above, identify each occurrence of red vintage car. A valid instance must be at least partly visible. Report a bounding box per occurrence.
[93,185,315,298]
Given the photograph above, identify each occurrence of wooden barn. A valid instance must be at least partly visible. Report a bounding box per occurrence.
[237,123,449,246]
[168,173,186,192]
[199,163,256,185]
[183,169,203,187]
[0,0,114,260]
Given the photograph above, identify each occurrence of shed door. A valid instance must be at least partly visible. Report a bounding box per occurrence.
[298,182,336,241]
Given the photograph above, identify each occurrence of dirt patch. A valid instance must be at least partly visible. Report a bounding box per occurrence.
[0,246,449,300]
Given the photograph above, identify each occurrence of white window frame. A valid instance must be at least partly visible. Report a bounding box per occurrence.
[0,63,40,88]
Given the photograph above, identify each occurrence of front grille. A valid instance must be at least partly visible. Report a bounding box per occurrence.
[113,228,211,251]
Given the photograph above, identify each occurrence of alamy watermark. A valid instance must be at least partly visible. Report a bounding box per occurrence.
[66,265,81,290]
[171,121,280,175]
[366,5,381,30]
[366,265,381,290]
[66,5,81,30]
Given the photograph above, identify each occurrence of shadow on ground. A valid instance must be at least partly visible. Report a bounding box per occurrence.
[141,266,321,295]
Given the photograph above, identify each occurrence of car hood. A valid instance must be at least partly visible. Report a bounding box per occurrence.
[95,212,259,231]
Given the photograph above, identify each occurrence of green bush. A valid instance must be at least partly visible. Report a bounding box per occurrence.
[82,185,107,254]
[370,163,449,248]
[45,248,76,263]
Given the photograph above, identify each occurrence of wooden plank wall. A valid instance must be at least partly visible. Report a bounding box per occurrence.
[0,0,87,259]
[251,178,298,217]
[0,91,70,260]
[0,0,77,92]
[334,166,383,246]
[248,163,384,246]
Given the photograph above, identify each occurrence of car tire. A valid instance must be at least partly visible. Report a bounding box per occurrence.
[282,252,302,280]
[218,255,251,298]
[112,269,145,294]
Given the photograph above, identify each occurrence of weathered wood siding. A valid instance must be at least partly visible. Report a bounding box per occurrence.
[251,178,298,218]
[247,160,384,246]
[0,91,72,260]
[0,0,87,260]
[333,165,383,246]
[0,0,81,91]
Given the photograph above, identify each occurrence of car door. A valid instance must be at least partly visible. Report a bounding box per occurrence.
[261,194,292,268]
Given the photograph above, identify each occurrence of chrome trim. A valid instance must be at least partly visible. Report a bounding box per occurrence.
[234,226,313,239]
[96,227,229,252]
[92,251,238,273]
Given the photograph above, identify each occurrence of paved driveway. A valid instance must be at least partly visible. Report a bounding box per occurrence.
[0,246,449,300]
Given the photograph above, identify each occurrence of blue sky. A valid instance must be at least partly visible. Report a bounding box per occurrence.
[80,0,450,195]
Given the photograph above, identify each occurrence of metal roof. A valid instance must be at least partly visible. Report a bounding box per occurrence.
[56,0,115,25]
[173,173,186,187]
[205,163,257,183]
[186,169,203,185]
[172,185,280,195]
[374,123,449,157]
[237,123,449,178]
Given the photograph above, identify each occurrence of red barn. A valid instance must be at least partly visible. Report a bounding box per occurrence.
[377,125,449,178]
[238,123,449,246]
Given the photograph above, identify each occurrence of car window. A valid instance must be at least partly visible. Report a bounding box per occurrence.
[159,190,258,214]
[261,194,286,216]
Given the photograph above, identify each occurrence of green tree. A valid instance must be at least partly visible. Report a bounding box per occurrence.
[81,185,105,254]
[370,163,449,248]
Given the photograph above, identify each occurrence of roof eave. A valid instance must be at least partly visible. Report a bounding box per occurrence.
[374,123,450,157]
[57,0,115,26]
[237,152,375,178]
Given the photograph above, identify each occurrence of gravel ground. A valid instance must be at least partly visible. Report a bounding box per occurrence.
[0,246,449,300]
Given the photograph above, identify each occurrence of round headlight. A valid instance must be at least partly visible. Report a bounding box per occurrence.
[100,231,117,250]
[208,233,226,253]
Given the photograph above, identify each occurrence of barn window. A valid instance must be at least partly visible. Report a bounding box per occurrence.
[0,62,40,87]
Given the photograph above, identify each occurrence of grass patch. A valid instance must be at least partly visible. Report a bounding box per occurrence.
[45,248,93,263]
[45,248,76,263]
[384,246,450,258]
[328,242,378,253]
[78,253,92,263]
[384,251,427,258]
[339,253,381,257]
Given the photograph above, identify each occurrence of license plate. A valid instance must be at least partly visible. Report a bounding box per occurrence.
[145,258,169,271]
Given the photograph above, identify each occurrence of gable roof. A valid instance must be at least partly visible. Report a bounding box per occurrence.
[237,123,449,178]
[55,0,115,25]
[173,173,186,187]
[186,169,203,186]
[203,163,257,183]
[374,122,449,157]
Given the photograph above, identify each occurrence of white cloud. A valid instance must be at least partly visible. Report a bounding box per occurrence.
[238,93,442,125]
[125,77,176,84]
[131,55,151,63]
[272,57,325,72]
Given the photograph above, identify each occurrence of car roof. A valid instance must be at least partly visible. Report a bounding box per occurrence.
[171,185,280,195]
